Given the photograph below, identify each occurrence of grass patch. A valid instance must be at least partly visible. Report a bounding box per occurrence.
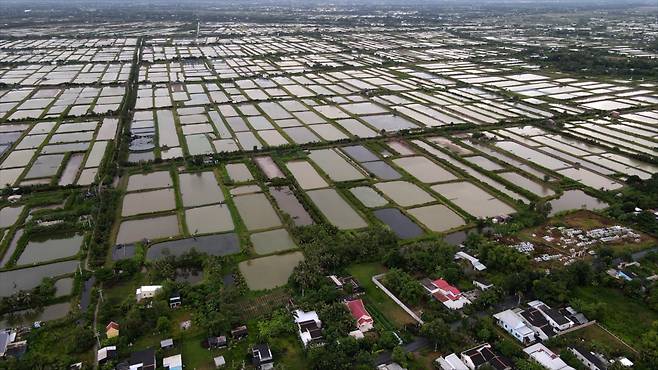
[574,286,658,347]
[563,323,637,354]
[348,262,415,328]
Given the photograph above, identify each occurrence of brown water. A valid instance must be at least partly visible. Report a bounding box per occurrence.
[307,188,367,230]
[408,204,465,232]
[121,188,176,217]
[239,252,304,290]
[58,153,85,186]
[185,204,234,235]
[115,214,180,245]
[251,229,298,255]
[268,186,314,226]
[375,181,435,207]
[178,171,224,207]
[233,193,281,231]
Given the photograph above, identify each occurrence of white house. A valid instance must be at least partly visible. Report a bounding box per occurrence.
[293,309,322,347]
[162,354,183,370]
[493,310,536,344]
[523,343,575,370]
[528,300,574,331]
[568,347,607,370]
[435,353,469,370]
[455,251,486,271]
[136,285,163,302]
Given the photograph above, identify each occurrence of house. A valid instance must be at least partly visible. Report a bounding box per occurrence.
[0,329,16,358]
[163,354,183,370]
[435,353,470,370]
[293,309,323,347]
[214,356,226,368]
[561,307,589,326]
[97,346,117,364]
[455,251,487,271]
[528,301,574,331]
[207,335,227,349]
[129,348,156,370]
[421,278,471,310]
[345,299,374,332]
[169,292,182,308]
[377,363,408,370]
[136,285,163,302]
[231,325,248,339]
[328,275,364,294]
[252,344,274,370]
[160,338,174,349]
[568,347,608,370]
[520,307,555,340]
[523,343,575,370]
[493,310,536,344]
[473,280,494,291]
[106,321,120,339]
[349,329,365,340]
[460,343,513,370]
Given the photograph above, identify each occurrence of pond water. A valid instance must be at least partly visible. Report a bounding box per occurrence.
[269,186,314,226]
[375,181,435,207]
[0,302,71,327]
[17,233,84,266]
[308,149,365,182]
[373,208,424,239]
[121,188,176,217]
[24,154,65,180]
[548,190,609,216]
[126,171,172,191]
[251,229,298,255]
[239,251,304,290]
[431,181,515,218]
[54,277,74,298]
[225,163,253,182]
[0,260,79,297]
[58,153,85,186]
[0,205,24,229]
[233,193,281,231]
[111,243,136,261]
[254,156,285,179]
[286,161,328,190]
[360,161,402,180]
[341,145,379,163]
[362,114,417,132]
[307,188,367,230]
[0,229,23,267]
[350,186,388,208]
[498,172,555,197]
[185,204,234,234]
[464,156,504,171]
[115,214,179,245]
[147,233,240,261]
[393,156,458,183]
[178,171,224,207]
[408,204,465,232]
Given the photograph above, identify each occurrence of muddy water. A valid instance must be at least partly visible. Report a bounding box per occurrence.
[239,252,304,290]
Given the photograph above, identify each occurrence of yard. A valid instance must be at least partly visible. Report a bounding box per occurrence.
[348,263,416,328]
[574,286,658,348]
[562,323,638,355]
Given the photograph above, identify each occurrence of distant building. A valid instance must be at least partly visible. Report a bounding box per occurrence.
[345,299,374,332]
[455,251,487,271]
[523,343,575,370]
[136,285,163,302]
[460,343,512,370]
[106,321,120,339]
[421,278,471,310]
[293,309,323,347]
[169,292,182,308]
[0,329,16,358]
[568,347,608,370]
[528,300,574,331]
[97,346,117,365]
[493,310,536,344]
[129,348,156,370]
[231,325,248,340]
[163,354,183,370]
[435,353,470,370]
[252,344,274,370]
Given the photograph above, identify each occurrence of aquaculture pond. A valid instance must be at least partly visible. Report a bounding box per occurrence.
[238,251,304,290]
[146,233,240,261]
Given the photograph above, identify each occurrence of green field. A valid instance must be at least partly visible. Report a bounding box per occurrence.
[574,286,658,347]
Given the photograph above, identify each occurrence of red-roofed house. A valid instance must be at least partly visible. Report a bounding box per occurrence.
[105,321,120,339]
[420,278,471,310]
[345,299,374,333]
